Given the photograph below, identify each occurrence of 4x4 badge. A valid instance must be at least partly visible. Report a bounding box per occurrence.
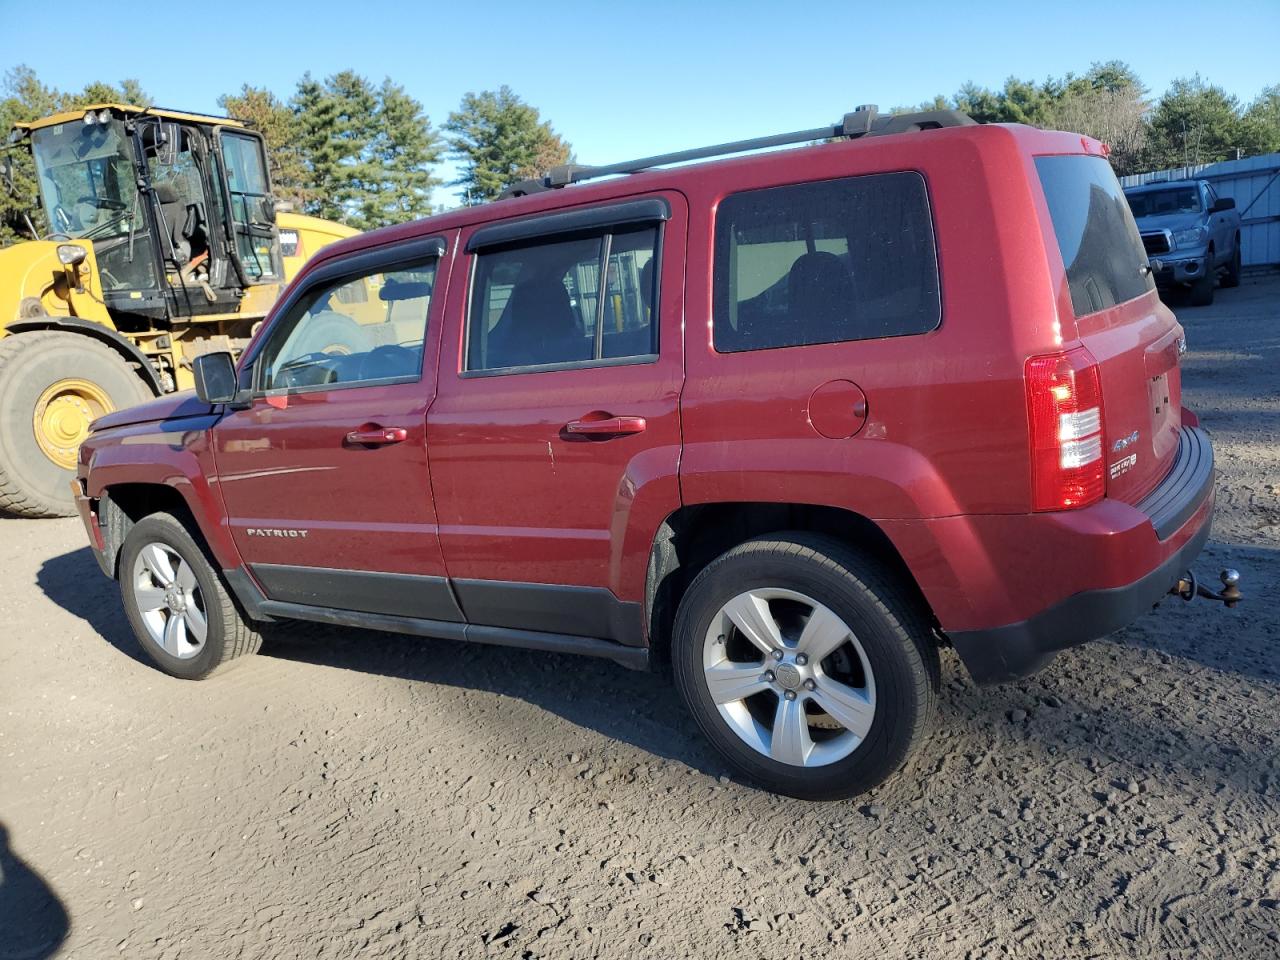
[1112,430,1139,453]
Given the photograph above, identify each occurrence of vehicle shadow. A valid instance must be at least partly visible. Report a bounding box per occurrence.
[35,547,151,667]
[35,545,725,777]
[0,823,70,960]
[258,621,729,778]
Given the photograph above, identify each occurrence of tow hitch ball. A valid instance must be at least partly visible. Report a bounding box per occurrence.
[1172,569,1242,608]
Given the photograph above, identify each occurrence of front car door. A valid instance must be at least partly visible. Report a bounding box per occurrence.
[426,194,687,647]
[212,234,463,623]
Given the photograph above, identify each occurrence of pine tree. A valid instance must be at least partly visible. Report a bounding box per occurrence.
[218,85,308,207]
[444,86,571,204]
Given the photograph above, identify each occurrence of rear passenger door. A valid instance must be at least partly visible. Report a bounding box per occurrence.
[426,195,686,645]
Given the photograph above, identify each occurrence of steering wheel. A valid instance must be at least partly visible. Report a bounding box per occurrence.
[358,344,419,381]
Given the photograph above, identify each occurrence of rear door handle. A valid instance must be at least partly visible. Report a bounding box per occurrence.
[346,426,408,445]
[564,415,647,437]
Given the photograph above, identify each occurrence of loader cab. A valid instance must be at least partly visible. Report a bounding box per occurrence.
[24,105,283,327]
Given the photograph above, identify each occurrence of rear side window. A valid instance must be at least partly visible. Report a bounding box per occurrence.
[1036,155,1154,317]
[713,172,940,352]
[467,226,659,373]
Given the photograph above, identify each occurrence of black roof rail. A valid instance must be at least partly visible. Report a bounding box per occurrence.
[499,106,974,199]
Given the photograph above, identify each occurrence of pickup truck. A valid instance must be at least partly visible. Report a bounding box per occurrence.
[1124,178,1242,305]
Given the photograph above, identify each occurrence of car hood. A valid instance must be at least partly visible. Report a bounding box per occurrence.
[91,390,217,432]
[1132,212,1202,233]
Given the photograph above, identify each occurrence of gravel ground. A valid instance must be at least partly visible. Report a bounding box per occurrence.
[2,276,1278,959]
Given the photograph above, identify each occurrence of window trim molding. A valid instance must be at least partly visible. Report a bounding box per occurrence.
[465,197,670,252]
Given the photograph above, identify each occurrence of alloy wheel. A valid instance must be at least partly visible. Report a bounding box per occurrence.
[702,588,876,767]
[130,543,208,660]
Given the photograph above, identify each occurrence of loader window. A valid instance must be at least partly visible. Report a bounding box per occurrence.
[30,120,140,238]
[220,132,279,280]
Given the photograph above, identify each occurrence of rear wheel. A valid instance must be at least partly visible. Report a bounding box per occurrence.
[118,512,261,679]
[0,331,151,517]
[671,533,938,800]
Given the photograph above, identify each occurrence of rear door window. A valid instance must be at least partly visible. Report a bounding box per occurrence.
[713,172,940,352]
[1036,155,1154,317]
[467,226,659,373]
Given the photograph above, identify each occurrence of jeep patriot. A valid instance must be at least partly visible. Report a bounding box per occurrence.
[74,108,1230,799]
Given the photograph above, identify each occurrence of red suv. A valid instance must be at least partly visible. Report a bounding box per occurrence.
[75,108,1221,799]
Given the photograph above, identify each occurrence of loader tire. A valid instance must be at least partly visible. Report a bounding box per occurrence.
[0,331,151,518]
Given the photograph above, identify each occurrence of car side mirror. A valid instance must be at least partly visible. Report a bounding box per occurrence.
[193,351,239,404]
[1211,197,1235,213]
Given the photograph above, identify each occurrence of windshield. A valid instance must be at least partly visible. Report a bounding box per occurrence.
[30,118,141,238]
[1125,187,1201,218]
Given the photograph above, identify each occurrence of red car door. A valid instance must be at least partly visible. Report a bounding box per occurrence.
[426,194,686,646]
[212,234,463,623]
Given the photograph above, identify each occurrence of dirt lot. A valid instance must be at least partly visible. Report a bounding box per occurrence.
[3,277,1278,960]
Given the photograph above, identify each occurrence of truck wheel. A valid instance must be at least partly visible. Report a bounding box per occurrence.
[671,533,939,800]
[1222,243,1241,288]
[0,331,151,517]
[118,512,262,680]
[1189,271,1215,306]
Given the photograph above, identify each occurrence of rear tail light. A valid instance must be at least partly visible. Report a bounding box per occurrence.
[1026,347,1105,511]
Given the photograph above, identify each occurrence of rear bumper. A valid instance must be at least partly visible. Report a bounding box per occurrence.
[945,425,1215,683]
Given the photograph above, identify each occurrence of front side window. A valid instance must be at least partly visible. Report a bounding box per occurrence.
[714,172,940,352]
[257,259,436,392]
[1038,155,1154,317]
[466,225,659,373]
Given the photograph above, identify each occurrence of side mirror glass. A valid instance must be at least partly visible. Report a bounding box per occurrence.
[1211,197,1235,213]
[193,351,238,404]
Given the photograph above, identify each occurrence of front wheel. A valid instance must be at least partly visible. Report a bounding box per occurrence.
[0,331,151,517]
[118,513,261,679]
[671,533,938,800]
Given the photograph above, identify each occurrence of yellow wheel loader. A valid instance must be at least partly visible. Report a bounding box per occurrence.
[0,104,358,517]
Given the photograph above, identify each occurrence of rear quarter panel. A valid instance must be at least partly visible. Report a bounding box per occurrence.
[678,125,1063,522]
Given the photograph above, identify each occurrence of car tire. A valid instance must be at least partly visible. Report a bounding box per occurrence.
[118,512,262,680]
[1189,270,1215,306]
[1222,243,1241,288]
[0,331,151,518]
[671,532,939,800]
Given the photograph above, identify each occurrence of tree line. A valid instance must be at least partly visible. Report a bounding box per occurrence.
[912,61,1279,176]
[2,61,1277,245]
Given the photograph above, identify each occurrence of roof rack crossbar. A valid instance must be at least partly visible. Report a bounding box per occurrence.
[499,107,974,199]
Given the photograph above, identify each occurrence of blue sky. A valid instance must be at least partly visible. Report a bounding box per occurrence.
[3,0,1276,205]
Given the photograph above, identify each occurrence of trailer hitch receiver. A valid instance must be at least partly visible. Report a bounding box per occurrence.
[1172,568,1242,608]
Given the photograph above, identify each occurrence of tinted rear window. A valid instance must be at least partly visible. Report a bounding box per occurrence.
[713,172,940,352]
[1036,155,1154,317]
